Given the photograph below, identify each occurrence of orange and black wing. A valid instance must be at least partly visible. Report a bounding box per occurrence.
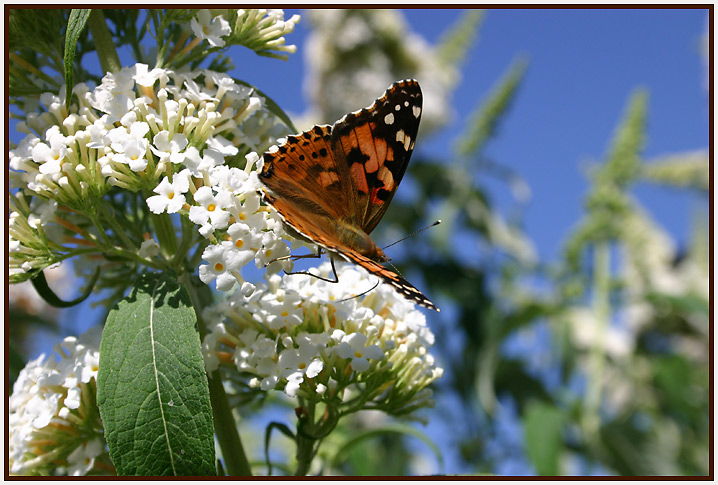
[331,79,423,234]
[259,124,352,222]
[340,249,439,312]
[259,80,437,311]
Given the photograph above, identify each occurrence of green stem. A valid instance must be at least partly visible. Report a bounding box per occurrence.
[294,434,316,476]
[172,216,198,268]
[148,211,178,257]
[208,370,252,476]
[87,10,121,74]
[294,401,317,476]
[584,242,611,438]
[95,205,135,250]
[179,272,252,477]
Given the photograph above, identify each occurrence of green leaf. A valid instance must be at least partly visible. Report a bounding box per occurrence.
[64,9,91,109]
[524,401,564,475]
[86,9,121,75]
[30,266,100,308]
[97,273,216,476]
[265,422,295,476]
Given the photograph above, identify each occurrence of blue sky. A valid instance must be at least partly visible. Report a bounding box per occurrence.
[234,8,709,262]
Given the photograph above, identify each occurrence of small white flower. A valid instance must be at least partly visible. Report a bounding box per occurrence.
[263,297,304,330]
[334,332,384,372]
[209,165,248,194]
[67,438,105,476]
[226,222,262,260]
[229,191,266,230]
[184,146,224,176]
[146,170,191,214]
[139,237,160,258]
[151,131,188,165]
[133,63,167,88]
[256,233,292,274]
[189,186,233,234]
[107,121,149,152]
[113,137,148,171]
[198,241,246,291]
[86,119,112,149]
[278,342,324,397]
[206,135,239,157]
[192,9,231,47]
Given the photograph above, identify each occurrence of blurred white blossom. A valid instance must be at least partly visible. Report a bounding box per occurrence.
[9,326,110,476]
[301,9,456,133]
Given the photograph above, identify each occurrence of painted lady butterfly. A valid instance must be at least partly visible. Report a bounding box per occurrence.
[259,80,438,312]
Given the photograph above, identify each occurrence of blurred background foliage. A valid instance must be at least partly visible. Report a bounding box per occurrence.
[9,8,709,476]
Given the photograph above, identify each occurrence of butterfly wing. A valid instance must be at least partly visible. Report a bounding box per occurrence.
[260,124,353,221]
[339,249,439,312]
[331,79,423,234]
[259,80,437,311]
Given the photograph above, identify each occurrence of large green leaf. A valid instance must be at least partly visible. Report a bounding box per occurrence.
[97,273,216,476]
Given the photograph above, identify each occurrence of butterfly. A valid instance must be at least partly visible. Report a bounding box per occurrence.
[258,79,438,312]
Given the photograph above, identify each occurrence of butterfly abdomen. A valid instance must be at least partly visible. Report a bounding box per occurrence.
[334,220,389,263]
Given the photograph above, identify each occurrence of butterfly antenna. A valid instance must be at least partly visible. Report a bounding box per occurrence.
[382,220,441,251]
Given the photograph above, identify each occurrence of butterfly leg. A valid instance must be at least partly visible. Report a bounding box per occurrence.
[282,253,340,283]
[265,247,324,266]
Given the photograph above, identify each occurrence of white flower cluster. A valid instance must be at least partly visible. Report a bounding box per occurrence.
[202,261,443,413]
[231,9,301,59]
[9,326,109,476]
[190,9,301,59]
[9,62,299,289]
[194,152,305,291]
[10,63,283,196]
[191,9,232,47]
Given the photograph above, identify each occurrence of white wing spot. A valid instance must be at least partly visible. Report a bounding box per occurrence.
[404,101,409,107]
[413,106,421,118]
[403,135,412,151]
[384,113,394,125]
[395,104,401,111]
[396,129,405,144]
